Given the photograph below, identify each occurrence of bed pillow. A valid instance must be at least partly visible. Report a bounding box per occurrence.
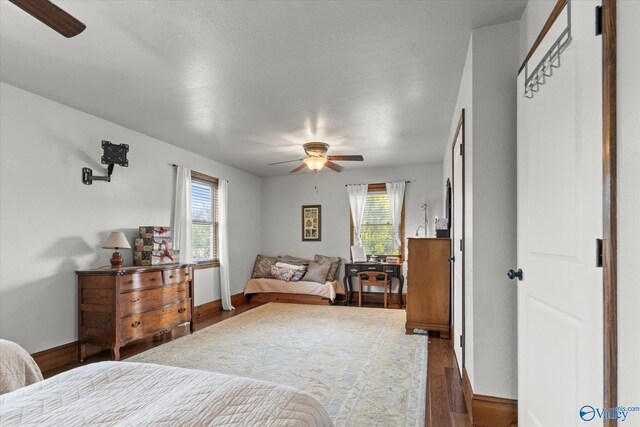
[0,339,43,394]
[303,261,331,284]
[276,262,307,282]
[314,254,341,282]
[270,265,296,282]
[251,255,278,279]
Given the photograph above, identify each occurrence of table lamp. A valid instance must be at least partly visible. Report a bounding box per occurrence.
[101,232,131,269]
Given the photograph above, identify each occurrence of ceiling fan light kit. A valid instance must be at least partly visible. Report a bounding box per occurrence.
[304,157,327,171]
[272,142,364,174]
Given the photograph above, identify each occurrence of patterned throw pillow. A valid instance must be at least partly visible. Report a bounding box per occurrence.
[251,255,278,279]
[270,265,296,282]
[314,255,341,282]
[276,262,307,282]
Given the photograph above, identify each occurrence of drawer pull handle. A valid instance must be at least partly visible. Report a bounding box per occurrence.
[367,267,377,270]
[178,308,187,314]
[185,272,190,276]
[149,277,157,282]
[131,321,141,328]
[130,297,141,303]
[169,275,174,279]
[127,280,134,284]
[176,289,186,293]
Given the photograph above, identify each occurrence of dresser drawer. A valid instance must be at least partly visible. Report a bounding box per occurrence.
[121,301,190,342]
[384,267,397,274]
[120,272,163,292]
[162,267,191,285]
[118,283,189,317]
[362,265,384,272]
[348,266,361,275]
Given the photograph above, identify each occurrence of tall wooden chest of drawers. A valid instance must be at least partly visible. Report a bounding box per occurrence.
[405,238,451,338]
[76,264,194,361]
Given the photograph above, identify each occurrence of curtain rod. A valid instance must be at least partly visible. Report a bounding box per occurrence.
[344,181,410,187]
[169,163,229,183]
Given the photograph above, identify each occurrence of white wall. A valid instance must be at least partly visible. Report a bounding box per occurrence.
[617,0,640,409]
[443,40,475,383]
[471,20,519,400]
[261,163,443,292]
[442,20,519,400]
[0,82,262,353]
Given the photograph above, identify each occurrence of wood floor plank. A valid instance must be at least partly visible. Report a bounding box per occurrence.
[429,374,453,427]
[450,411,473,427]
[426,337,470,427]
[445,367,469,414]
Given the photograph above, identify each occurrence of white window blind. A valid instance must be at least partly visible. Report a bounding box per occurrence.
[355,188,402,256]
[191,178,218,263]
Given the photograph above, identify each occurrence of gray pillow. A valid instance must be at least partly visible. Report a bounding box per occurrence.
[314,254,341,282]
[303,261,331,284]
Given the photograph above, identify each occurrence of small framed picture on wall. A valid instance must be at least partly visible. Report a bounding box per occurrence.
[302,205,321,241]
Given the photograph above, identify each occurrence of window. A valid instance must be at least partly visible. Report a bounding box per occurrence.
[350,183,405,259]
[191,171,219,268]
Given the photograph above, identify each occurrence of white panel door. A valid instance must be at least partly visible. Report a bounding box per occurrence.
[517,2,603,426]
[452,127,464,371]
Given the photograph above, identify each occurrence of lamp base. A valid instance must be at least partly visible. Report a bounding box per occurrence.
[110,251,123,269]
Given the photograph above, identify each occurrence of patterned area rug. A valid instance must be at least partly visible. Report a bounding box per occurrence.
[128,303,427,427]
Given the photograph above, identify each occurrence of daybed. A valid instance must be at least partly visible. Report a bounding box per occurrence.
[244,254,346,305]
[0,344,332,427]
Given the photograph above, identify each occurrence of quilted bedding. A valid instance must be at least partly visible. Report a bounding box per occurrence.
[0,361,333,426]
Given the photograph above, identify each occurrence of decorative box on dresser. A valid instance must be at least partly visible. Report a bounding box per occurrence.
[76,264,194,361]
[405,238,451,338]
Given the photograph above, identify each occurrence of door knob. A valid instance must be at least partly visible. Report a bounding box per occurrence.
[507,268,523,281]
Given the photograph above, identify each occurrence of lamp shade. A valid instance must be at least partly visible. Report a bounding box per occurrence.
[101,232,131,250]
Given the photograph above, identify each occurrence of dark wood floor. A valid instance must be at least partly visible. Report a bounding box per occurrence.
[43,301,470,427]
[426,337,472,426]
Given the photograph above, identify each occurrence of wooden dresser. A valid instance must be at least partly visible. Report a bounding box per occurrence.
[405,238,451,338]
[76,264,194,361]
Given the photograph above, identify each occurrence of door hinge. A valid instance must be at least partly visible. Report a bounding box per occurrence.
[459,335,463,348]
[459,144,464,156]
[596,238,603,267]
[595,5,602,36]
[459,239,463,252]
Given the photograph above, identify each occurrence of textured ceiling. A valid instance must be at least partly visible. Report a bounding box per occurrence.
[0,0,525,176]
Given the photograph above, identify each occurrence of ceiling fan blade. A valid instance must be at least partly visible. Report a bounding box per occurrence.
[9,0,86,38]
[327,155,364,162]
[268,158,304,166]
[324,161,344,173]
[290,163,307,173]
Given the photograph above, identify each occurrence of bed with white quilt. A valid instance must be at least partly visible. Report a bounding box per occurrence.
[0,361,333,426]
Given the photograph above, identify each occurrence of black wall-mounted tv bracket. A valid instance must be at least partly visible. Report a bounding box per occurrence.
[82,140,129,185]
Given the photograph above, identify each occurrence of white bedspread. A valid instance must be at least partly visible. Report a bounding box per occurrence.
[244,278,345,302]
[0,361,333,427]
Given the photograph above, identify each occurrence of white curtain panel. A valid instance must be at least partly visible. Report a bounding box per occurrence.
[218,179,234,311]
[385,181,406,250]
[172,166,192,264]
[347,184,368,247]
